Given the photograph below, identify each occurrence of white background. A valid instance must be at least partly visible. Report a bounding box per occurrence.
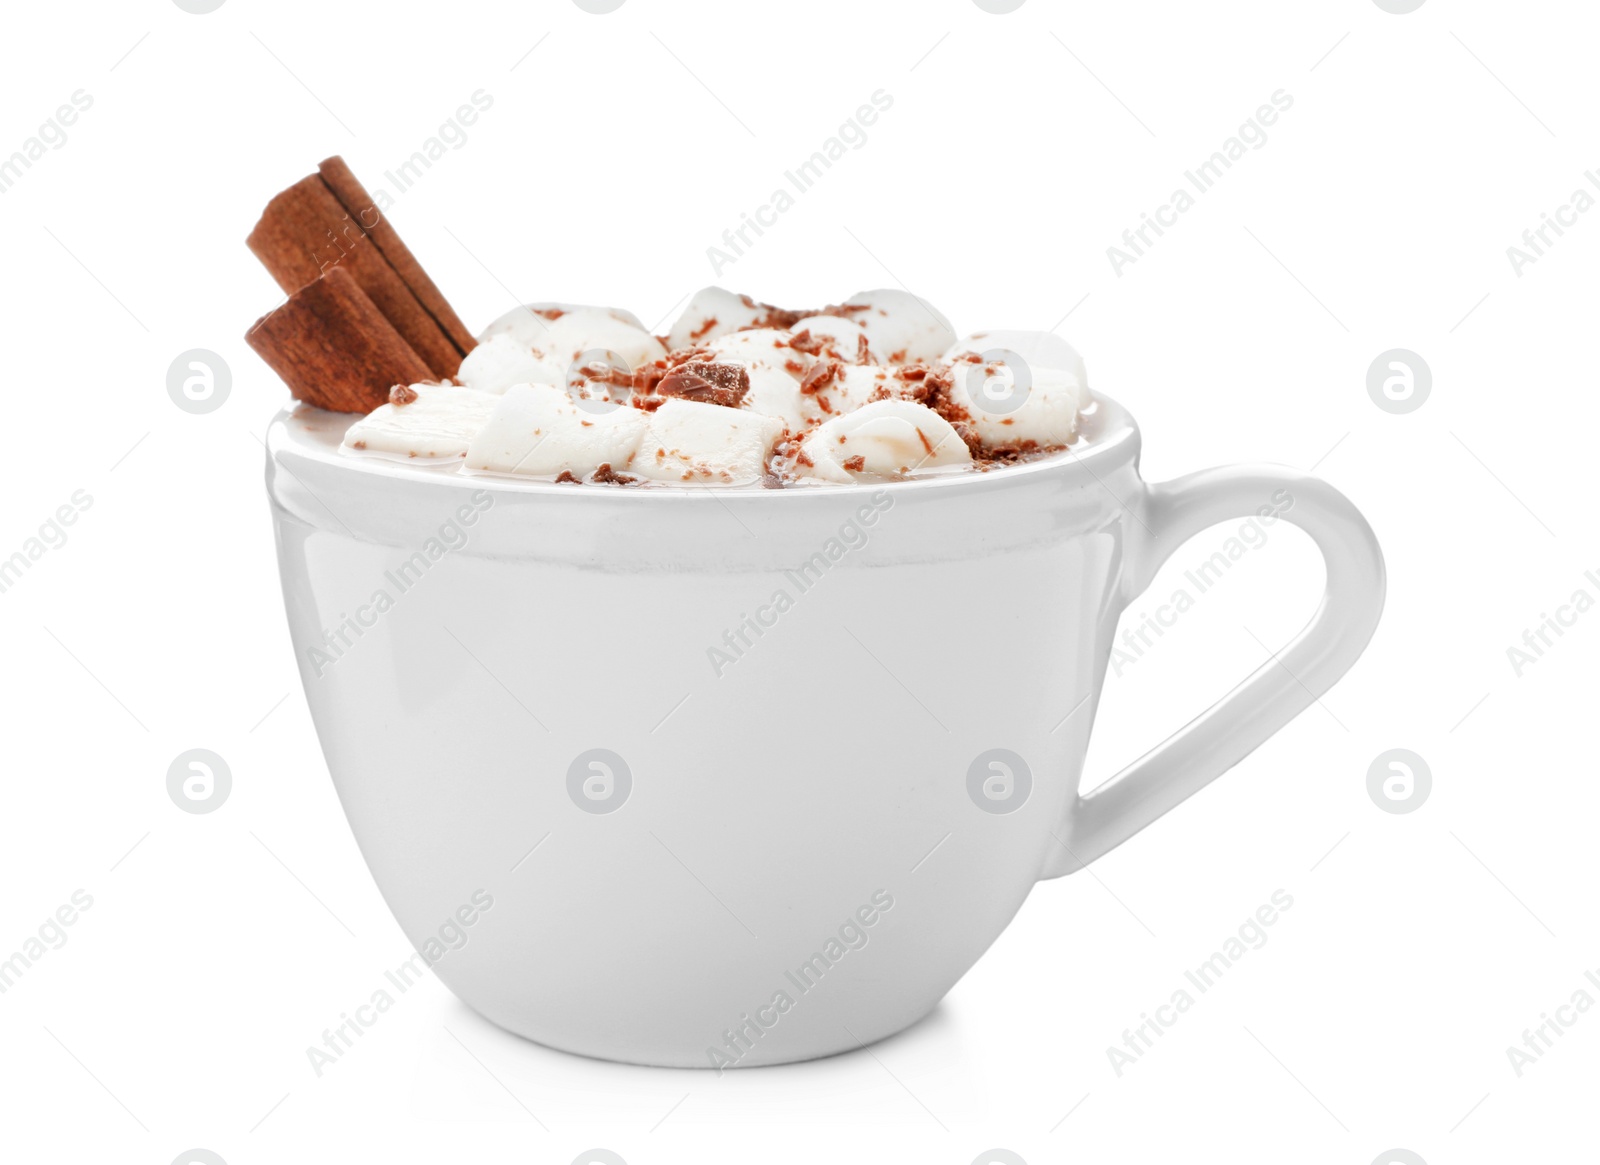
[1,0,1595,1162]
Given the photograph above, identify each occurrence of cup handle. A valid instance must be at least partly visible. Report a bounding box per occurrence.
[1040,465,1386,878]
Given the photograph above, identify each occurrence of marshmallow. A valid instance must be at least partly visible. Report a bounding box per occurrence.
[943,331,1086,450]
[478,304,573,349]
[942,329,1088,391]
[544,308,667,376]
[464,383,647,478]
[343,384,501,461]
[829,364,900,414]
[800,399,971,483]
[633,398,784,484]
[477,304,667,390]
[702,327,809,371]
[456,332,562,394]
[842,289,956,363]
[666,287,774,350]
[526,302,649,330]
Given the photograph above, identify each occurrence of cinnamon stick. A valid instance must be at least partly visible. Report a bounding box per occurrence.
[246,158,470,379]
[245,266,432,414]
[316,157,476,356]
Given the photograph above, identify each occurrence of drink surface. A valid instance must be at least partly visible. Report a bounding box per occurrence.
[337,287,1090,488]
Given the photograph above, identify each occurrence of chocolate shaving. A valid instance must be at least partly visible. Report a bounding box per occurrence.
[978,439,1044,464]
[789,329,827,356]
[738,294,811,331]
[799,360,840,395]
[771,434,813,469]
[669,346,717,365]
[578,361,635,389]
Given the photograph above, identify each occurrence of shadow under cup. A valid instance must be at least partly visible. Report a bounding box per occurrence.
[266,394,1346,1068]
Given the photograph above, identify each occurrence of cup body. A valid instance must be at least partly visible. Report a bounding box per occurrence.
[267,399,1143,1067]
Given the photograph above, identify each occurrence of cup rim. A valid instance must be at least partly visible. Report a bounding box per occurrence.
[267,391,1140,502]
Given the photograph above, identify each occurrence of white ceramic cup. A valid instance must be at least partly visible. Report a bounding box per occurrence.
[266,394,1384,1068]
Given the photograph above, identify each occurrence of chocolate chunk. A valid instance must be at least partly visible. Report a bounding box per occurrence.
[655,361,750,408]
[632,361,669,396]
[639,345,719,399]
